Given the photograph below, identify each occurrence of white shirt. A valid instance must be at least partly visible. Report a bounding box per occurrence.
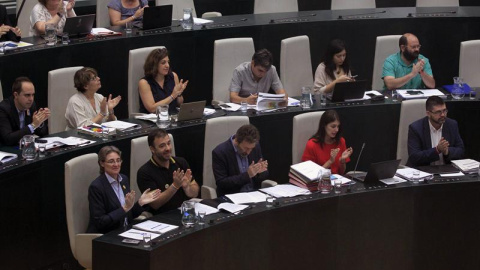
[429,120,444,165]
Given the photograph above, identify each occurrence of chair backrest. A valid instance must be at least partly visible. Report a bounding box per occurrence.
[64,153,99,259]
[0,80,3,102]
[397,99,426,165]
[48,66,83,134]
[130,134,175,200]
[292,111,325,164]
[459,40,480,87]
[96,0,110,27]
[331,0,375,10]
[372,35,402,90]
[202,11,222,18]
[17,0,37,37]
[254,0,298,14]
[203,116,250,197]
[416,0,459,7]
[128,46,165,117]
[155,0,197,20]
[213,38,255,103]
[280,35,313,97]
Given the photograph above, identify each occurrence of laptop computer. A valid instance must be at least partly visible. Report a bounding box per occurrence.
[352,159,401,183]
[329,80,367,102]
[177,101,206,121]
[141,5,173,30]
[62,14,95,37]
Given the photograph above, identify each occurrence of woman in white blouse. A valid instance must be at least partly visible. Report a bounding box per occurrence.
[30,0,76,36]
[313,39,355,99]
[65,67,121,130]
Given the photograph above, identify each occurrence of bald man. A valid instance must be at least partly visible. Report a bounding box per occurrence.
[382,33,435,90]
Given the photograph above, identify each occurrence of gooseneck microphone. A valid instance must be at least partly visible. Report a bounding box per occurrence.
[270,13,316,24]
[407,11,456,17]
[337,10,386,20]
[15,0,27,27]
[352,142,366,178]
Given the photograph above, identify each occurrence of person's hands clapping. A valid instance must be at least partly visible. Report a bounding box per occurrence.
[172,169,185,189]
[330,148,340,162]
[340,147,353,163]
[134,7,146,19]
[181,169,193,189]
[123,190,136,212]
[138,188,161,206]
[32,108,50,128]
[107,94,121,112]
[66,0,75,11]
[172,79,188,98]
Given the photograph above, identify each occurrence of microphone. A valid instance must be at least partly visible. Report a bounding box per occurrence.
[407,11,456,17]
[201,18,247,29]
[337,10,386,20]
[351,142,366,178]
[269,13,316,24]
[15,0,27,27]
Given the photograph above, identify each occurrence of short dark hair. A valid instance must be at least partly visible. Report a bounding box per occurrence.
[426,96,445,111]
[74,67,98,93]
[312,110,342,148]
[321,39,350,80]
[98,145,122,174]
[399,33,418,50]
[236,124,260,144]
[252,49,273,70]
[144,48,169,78]
[12,77,32,94]
[148,129,169,147]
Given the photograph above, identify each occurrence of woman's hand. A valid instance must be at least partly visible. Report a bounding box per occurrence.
[172,79,188,98]
[66,0,75,11]
[330,148,340,162]
[340,147,353,163]
[138,188,161,206]
[134,7,146,18]
[335,75,351,83]
[123,191,136,212]
[107,94,122,112]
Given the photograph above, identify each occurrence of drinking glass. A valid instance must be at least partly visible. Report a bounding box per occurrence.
[334,179,342,194]
[62,32,69,45]
[45,23,57,46]
[197,211,206,225]
[301,86,312,109]
[182,8,194,30]
[266,195,275,208]
[125,21,133,34]
[452,77,465,100]
[143,233,151,248]
[240,101,248,112]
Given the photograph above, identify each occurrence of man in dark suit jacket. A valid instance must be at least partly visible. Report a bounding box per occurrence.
[0,4,21,42]
[0,77,49,146]
[212,124,268,197]
[407,96,464,167]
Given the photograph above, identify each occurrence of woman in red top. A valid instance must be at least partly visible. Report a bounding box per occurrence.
[301,110,353,174]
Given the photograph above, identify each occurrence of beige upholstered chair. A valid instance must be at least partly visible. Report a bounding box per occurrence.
[48,66,83,133]
[96,0,110,27]
[130,134,175,218]
[397,99,426,165]
[292,111,325,164]
[65,153,102,270]
[128,46,165,117]
[280,35,313,97]
[331,0,375,10]
[254,0,298,14]
[202,12,222,18]
[372,35,402,90]
[416,0,459,7]
[155,0,197,20]
[459,40,480,87]
[16,0,37,37]
[213,38,255,104]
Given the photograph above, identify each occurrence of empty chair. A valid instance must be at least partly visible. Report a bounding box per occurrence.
[48,66,83,133]
[155,0,197,20]
[372,35,402,90]
[96,0,110,27]
[213,38,255,103]
[128,46,165,117]
[459,40,480,87]
[331,0,375,10]
[16,0,37,37]
[202,12,222,18]
[254,0,298,14]
[65,153,102,270]
[397,99,426,166]
[416,0,459,7]
[280,35,313,97]
[292,111,325,164]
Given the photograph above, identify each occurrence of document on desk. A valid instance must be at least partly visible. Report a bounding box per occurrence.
[0,151,17,164]
[101,120,140,131]
[37,136,95,150]
[396,168,433,181]
[396,89,446,99]
[451,159,480,174]
[226,191,267,204]
[260,184,311,198]
[290,160,326,182]
[195,202,220,215]
[132,220,178,234]
[217,202,249,214]
[256,93,286,111]
[379,176,408,185]
[119,229,161,240]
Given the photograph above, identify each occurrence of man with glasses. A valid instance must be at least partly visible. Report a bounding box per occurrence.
[382,33,435,90]
[406,96,464,167]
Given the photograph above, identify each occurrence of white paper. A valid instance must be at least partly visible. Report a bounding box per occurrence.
[451,159,480,173]
[219,103,242,112]
[330,174,352,185]
[119,229,161,240]
[396,89,446,99]
[256,93,286,111]
[380,176,408,185]
[36,136,95,150]
[226,191,267,204]
[101,120,139,130]
[217,202,249,214]
[0,41,33,50]
[194,203,220,215]
[193,18,213,25]
[204,108,216,116]
[0,150,17,163]
[90,28,120,35]
[440,172,465,177]
[132,220,178,234]
[288,97,300,106]
[260,184,311,198]
[290,160,327,181]
[396,168,433,181]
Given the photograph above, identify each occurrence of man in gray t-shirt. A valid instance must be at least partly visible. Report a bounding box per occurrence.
[229,49,287,104]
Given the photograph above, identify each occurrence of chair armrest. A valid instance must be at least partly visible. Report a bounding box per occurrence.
[261,180,277,188]
[75,233,102,269]
[201,185,217,199]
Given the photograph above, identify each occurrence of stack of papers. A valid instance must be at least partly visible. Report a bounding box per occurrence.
[36,136,95,150]
[260,184,311,198]
[119,229,161,240]
[225,191,267,204]
[451,159,480,174]
[256,93,286,111]
[0,151,17,165]
[101,121,140,131]
[288,97,300,106]
[396,168,433,181]
[77,124,116,136]
[396,89,446,99]
[132,220,178,234]
[379,177,408,185]
[90,28,122,36]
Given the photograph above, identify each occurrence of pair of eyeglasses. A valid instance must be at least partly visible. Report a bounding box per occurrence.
[429,109,448,115]
[408,45,422,50]
[90,76,99,81]
[105,159,123,165]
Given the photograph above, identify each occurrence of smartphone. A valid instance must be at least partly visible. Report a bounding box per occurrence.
[35,138,48,144]
[407,90,423,95]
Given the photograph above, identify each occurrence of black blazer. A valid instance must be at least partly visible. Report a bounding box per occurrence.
[0,96,48,146]
[0,4,21,42]
[212,138,268,197]
[87,173,144,234]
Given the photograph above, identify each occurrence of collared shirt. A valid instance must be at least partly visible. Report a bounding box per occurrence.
[382,52,433,90]
[230,135,254,192]
[105,173,127,226]
[429,120,444,165]
[229,62,284,98]
[17,109,34,133]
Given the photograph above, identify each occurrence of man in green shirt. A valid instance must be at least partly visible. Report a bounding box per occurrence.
[382,33,435,90]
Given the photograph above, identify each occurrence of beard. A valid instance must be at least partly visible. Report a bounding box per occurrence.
[403,49,419,62]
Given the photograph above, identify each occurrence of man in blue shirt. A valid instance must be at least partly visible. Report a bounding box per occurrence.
[382,33,435,90]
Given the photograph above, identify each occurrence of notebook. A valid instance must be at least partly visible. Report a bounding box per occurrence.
[62,14,95,37]
[141,5,173,30]
[329,80,367,102]
[177,101,206,121]
[351,159,401,183]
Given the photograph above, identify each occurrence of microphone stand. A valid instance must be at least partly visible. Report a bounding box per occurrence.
[348,142,366,192]
[15,0,27,27]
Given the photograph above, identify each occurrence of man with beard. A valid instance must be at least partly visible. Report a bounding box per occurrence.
[137,129,199,214]
[406,96,464,167]
[382,33,435,90]
[212,124,268,196]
